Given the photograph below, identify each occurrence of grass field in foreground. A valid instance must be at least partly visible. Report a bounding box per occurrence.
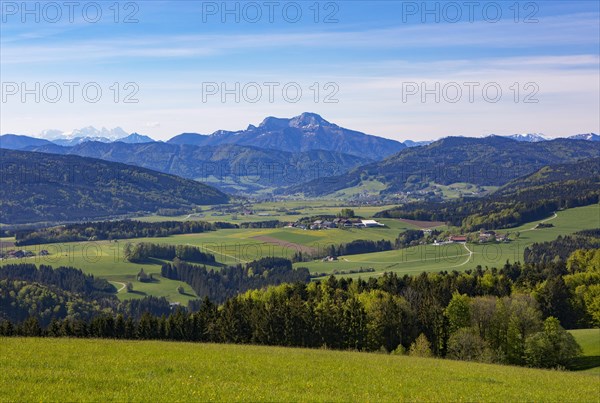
[569,329,600,374]
[1,338,598,402]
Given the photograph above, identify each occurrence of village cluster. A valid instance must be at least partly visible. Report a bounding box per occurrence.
[286,218,386,230]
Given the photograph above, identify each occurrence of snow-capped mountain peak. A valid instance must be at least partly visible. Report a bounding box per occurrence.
[567,133,599,141]
[39,126,129,141]
[66,126,128,140]
[505,133,548,142]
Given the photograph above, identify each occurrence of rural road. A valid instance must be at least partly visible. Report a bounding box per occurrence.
[521,212,558,232]
[450,243,474,268]
[110,281,127,293]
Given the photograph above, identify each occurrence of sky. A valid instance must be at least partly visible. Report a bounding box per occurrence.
[1,0,599,141]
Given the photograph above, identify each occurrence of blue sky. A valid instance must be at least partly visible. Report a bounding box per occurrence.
[1,0,599,141]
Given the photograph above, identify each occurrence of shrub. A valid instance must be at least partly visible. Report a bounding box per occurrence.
[524,317,581,368]
[409,334,433,358]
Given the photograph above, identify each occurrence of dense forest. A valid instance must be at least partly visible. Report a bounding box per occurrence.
[124,242,217,264]
[0,149,229,224]
[524,229,600,264]
[14,220,236,246]
[162,257,311,303]
[377,158,600,231]
[0,263,115,295]
[1,246,598,370]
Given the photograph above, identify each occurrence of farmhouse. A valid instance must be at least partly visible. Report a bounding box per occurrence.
[449,235,467,243]
[361,219,385,227]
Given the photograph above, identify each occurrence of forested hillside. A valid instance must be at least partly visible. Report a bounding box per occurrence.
[24,142,371,193]
[0,149,228,224]
[376,157,600,230]
[284,137,600,196]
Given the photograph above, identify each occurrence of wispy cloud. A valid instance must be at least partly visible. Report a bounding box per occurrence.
[2,13,598,65]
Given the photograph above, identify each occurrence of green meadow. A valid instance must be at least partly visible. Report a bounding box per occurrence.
[569,329,600,374]
[1,337,598,402]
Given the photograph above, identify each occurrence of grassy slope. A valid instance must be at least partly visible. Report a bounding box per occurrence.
[569,329,600,374]
[1,338,598,402]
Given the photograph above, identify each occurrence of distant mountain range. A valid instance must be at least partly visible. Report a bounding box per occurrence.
[566,133,600,142]
[499,133,599,142]
[18,141,372,194]
[40,126,129,141]
[1,132,155,149]
[503,133,548,142]
[2,114,597,156]
[0,149,228,225]
[167,112,406,160]
[282,136,600,197]
[2,114,598,197]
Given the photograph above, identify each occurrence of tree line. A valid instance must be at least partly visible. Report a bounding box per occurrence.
[161,257,311,303]
[0,268,584,369]
[524,229,600,264]
[124,242,216,264]
[0,263,115,295]
[14,219,237,246]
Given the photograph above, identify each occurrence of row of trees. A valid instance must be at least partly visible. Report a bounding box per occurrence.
[124,243,216,264]
[0,281,581,369]
[443,292,580,366]
[324,239,393,257]
[14,219,237,246]
[239,220,281,229]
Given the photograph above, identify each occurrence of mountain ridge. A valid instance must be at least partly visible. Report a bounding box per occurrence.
[20,141,372,194]
[166,112,406,160]
[282,136,600,197]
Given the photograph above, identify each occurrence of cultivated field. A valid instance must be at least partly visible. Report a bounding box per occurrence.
[1,338,598,402]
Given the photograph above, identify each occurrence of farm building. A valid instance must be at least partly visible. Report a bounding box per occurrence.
[361,219,385,227]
